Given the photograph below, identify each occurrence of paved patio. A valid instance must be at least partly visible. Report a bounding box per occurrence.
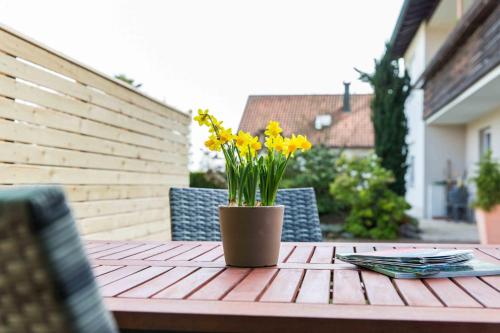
[419,219,479,243]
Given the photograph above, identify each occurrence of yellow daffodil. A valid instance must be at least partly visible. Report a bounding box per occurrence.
[208,117,223,133]
[265,134,285,153]
[218,127,234,144]
[265,121,282,137]
[204,135,221,152]
[235,130,252,149]
[249,136,262,151]
[296,135,312,152]
[194,109,210,126]
[194,108,313,207]
[284,135,300,156]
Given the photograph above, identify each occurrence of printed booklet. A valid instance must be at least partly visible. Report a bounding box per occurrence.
[336,248,500,278]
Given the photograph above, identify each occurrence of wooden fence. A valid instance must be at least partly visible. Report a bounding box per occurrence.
[0,25,190,240]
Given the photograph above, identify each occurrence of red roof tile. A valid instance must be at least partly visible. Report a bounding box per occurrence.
[238,94,374,148]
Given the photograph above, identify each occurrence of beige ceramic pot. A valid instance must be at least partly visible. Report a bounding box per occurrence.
[475,205,500,244]
[219,205,284,267]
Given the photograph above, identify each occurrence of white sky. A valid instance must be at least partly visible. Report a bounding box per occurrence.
[0,0,403,170]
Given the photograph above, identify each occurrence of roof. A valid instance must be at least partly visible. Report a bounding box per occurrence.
[239,94,374,148]
[389,0,439,58]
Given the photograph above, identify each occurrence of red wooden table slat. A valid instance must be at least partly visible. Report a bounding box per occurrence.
[332,269,366,305]
[87,240,500,333]
[189,268,250,300]
[424,278,482,307]
[147,244,199,261]
[373,245,395,251]
[169,244,218,261]
[286,246,314,263]
[453,277,500,308]
[85,242,129,255]
[481,276,500,291]
[215,254,226,263]
[194,246,224,262]
[92,265,123,277]
[480,248,500,260]
[85,242,108,250]
[260,269,304,303]
[333,246,354,263]
[100,266,171,297]
[309,246,334,264]
[354,245,374,253]
[125,243,181,260]
[119,266,198,298]
[89,243,145,259]
[393,279,443,307]
[96,265,147,287]
[153,267,224,299]
[295,269,330,304]
[361,271,404,305]
[99,243,163,260]
[223,268,278,302]
[277,245,295,263]
[472,249,500,263]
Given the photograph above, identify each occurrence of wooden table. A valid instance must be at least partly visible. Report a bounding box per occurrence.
[86,240,500,332]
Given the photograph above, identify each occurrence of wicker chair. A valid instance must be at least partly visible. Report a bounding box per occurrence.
[169,187,322,242]
[0,186,118,333]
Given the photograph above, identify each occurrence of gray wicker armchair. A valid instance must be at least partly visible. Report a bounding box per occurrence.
[0,186,118,333]
[169,187,322,242]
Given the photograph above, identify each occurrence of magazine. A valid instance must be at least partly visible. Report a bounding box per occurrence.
[336,248,500,279]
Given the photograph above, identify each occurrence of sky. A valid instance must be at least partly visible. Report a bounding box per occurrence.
[0,0,403,170]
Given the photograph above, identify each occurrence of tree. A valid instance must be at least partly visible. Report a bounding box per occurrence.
[114,74,143,89]
[357,43,412,196]
[281,145,345,217]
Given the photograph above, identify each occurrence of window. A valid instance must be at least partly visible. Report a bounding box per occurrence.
[479,127,492,157]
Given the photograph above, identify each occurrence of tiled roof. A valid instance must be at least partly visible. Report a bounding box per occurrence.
[239,94,374,148]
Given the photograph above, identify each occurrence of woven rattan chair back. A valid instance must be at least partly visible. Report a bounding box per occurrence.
[169,187,322,242]
[0,186,118,333]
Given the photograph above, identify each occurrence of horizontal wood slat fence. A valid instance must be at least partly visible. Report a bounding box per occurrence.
[0,25,190,241]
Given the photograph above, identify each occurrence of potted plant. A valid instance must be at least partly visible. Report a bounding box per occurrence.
[194,109,311,266]
[473,151,500,244]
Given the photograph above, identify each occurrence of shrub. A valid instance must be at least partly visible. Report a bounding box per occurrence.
[282,145,345,216]
[330,154,410,239]
[189,170,226,189]
[473,151,500,211]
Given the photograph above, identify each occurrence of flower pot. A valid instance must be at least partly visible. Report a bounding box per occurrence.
[219,205,284,267]
[475,205,500,244]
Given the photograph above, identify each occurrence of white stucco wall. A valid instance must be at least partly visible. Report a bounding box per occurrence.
[424,125,466,217]
[404,24,427,218]
[465,106,500,183]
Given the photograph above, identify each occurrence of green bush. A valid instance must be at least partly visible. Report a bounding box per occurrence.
[189,170,226,189]
[282,145,345,216]
[473,151,500,211]
[330,154,410,239]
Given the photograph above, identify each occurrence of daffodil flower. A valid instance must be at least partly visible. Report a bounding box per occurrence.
[218,128,234,144]
[204,135,221,152]
[195,112,312,206]
[265,121,283,137]
[194,109,210,126]
[296,135,312,152]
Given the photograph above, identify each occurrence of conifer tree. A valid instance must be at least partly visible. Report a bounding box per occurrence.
[357,43,412,196]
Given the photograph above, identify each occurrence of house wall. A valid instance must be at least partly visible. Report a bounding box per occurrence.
[465,106,500,188]
[424,124,466,217]
[0,25,190,240]
[424,2,500,119]
[404,24,427,218]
